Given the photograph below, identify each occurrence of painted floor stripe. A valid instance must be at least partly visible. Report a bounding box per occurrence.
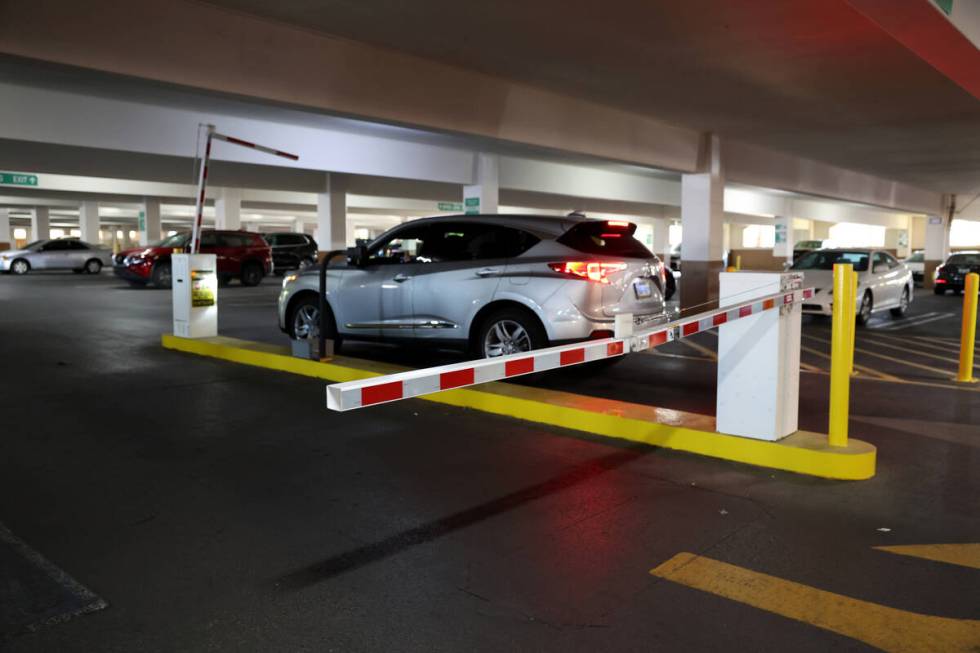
[804,334,954,378]
[801,344,899,381]
[861,334,977,368]
[873,313,955,332]
[867,311,939,329]
[866,331,970,357]
[650,552,980,653]
[875,543,980,571]
[677,337,718,361]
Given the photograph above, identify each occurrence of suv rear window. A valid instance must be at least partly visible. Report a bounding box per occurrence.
[557,221,651,258]
[948,253,980,265]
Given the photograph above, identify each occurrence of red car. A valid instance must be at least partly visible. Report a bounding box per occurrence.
[113,229,273,288]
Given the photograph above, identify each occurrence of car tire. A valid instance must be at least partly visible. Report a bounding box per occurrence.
[475,307,548,359]
[10,259,29,275]
[288,294,340,347]
[933,287,946,295]
[856,290,873,326]
[890,287,910,318]
[241,262,263,287]
[84,259,102,275]
[151,261,172,289]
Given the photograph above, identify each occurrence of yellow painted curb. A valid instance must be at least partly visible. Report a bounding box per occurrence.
[162,334,876,480]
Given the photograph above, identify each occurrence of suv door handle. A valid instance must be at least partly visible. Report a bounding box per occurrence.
[476,268,500,277]
[393,273,411,282]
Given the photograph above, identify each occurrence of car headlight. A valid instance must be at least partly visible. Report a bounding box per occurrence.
[282,273,298,288]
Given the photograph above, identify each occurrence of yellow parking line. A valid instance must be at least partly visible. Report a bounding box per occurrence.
[650,552,980,653]
[861,333,976,368]
[677,338,718,361]
[801,344,900,381]
[875,543,980,571]
[805,334,954,379]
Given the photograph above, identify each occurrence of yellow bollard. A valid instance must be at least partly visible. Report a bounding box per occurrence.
[955,272,978,383]
[828,263,853,447]
[735,255,742,271]
[846,269,858,376]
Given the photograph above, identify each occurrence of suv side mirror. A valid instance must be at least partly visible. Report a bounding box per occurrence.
[347,244,368,267]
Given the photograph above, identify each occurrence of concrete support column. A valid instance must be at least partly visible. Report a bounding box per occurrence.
[78,200,100,244]
[924,213,951,288]
[0,208,11,249]
[680,133,725,309]
[773,215,793,264]
[140,198,162,246]
[32,206,50,241]
[652,218,671,264]
[214,188,242,230]
[316,173,348,251]
[463,153,499,215]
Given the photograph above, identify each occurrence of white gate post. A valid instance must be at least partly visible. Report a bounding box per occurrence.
[716,271,803,440]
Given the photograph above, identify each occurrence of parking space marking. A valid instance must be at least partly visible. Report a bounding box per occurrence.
[867,332,971,357]
[650,552,980,653]
[800,343,900,381]
[871,313,955,332]
[859,334,977,369]
[866,311,941,330]
[804,334,955,379]
[875,543,980,571]
[676,337,718,361]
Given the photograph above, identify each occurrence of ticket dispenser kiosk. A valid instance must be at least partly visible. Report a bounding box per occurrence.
[716,271,803,441]
[171,253,218,338]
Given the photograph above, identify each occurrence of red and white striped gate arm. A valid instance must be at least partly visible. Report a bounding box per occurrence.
[325,286,815,412]
[189,125,300,254]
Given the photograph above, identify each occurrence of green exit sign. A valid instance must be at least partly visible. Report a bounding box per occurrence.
[437,202,463,212]
[0,172,38,186]
[934,0,953,15]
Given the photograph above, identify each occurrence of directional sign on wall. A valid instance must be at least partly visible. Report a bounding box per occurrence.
[0,172,38,186]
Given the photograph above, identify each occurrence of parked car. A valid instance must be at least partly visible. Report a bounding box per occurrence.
[933,251,980,295]
[1,238,112,275]
[263,232,318,272]
[793,239,830,261]
[792,248,914,325]
[904,250,925,284]
[113,229,272,288]
[278,214,670,357]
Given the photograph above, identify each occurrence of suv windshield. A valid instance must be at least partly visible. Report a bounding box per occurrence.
[792,250,869,272]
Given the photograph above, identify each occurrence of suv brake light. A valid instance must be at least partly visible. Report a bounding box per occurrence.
[548,261,627,284]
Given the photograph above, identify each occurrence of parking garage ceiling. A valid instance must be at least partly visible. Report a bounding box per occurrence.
[202,0,980,196]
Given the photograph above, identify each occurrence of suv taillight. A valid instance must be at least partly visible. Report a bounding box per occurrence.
[548,261,627,284]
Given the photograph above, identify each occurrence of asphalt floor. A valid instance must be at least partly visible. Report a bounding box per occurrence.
[0,271,977,652]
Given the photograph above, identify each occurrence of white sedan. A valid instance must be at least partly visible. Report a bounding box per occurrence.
[792,248,914,325]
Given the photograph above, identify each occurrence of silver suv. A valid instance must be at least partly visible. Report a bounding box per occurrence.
[277,214,670,357]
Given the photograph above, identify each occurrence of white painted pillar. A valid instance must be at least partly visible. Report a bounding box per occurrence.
[214,188,242,230]
[31,206,50,241]
[924,212,951,288]
[652,218,671,263]
[463,153,499,215]
[316,173,347,251]
[773,215,794,263]
[78,200,100,244]
[680,133,725,308]
[0,208,10,248]
[140,197,162,246]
